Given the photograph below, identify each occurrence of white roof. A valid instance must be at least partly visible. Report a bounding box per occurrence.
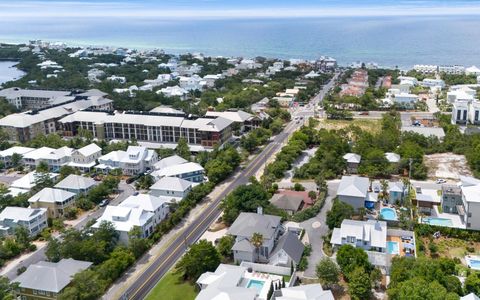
[10,171,59,190]
[154,155,188,170]
[0,88,70,100]
[150,176,193,192]
[343,153,361,163]
[331,219,387,249]
[277,284,334,300]
[28,188,75,204]
[0,206,47,223]
[54,174,96,191]
[93,205,154,233]
[152,162,204,178]
[149,106,185,115]
[337,176,369,198]
[74,143,101,157]
[120,194,169,212]
[0,146,35,158]
[204,110,253,123]
[462,184,480,203]
[22,147,55,160]
[461,293,480,300]
[385,152,401,163]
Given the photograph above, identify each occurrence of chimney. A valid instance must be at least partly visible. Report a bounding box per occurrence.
[257,206,263,215]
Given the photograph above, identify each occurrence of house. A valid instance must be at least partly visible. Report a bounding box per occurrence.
[119,194,170,226]
[151,162,205,183]
[331,219,387,253]
[8,171,59,196]
[153,155,187,170]
[196,264,256,300]
[149,176,193,200]
[371,181,406,204]
[28,188,76,218]
[22,146,73,172]
[466,65,480,76]
[461,293,480,300]
[268,231,304,267]
[422,78,445,88]
[269,194,304,215]
[0,207,47,237]
[385,152,401,164]
[459,177,480,230]
[228,212,282,263]
[158,85,189,100]
[0,146,34,168]
[337,176,370,210]
[392,93,419,107]
[452,100,469,124]
[273,284,334,300]
[414,64,438,74]
[415,192,441,215]
[54,174,97,195]
[441,185,463,214]
[96,146,158,176]
[68,143,102,172]
[92,205,155,244]
[13,259,92,300]
[343,153,361,174]
[179,75,206,91]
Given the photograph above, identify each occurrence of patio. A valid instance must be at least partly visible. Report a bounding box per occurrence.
[420,206,465,229]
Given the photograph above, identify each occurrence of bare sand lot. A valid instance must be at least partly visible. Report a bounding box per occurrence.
[424,153,472,179]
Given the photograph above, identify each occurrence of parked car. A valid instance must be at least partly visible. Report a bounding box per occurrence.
[99,199,109,207]
[359,111,369,115]
[436,179,447,184]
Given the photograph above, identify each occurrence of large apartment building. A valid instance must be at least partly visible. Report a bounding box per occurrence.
[59,111,233,148]
[0,87,73,110]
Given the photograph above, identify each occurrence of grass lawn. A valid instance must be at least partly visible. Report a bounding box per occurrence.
[145,271,197,300]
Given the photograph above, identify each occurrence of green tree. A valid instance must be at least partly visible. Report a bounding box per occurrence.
[316,257,340,288]
[0,276,15,300]
[14,226,31,249]
[59,165,77,180]
[36,161,49,173]
[45,237,62,262]
[58,269,106,300]
[326,199,354,229]
[221,183,270,225]
[336,244,372,278]
[308,191,317,201]
[465,272,480,295]
[10,153,23,169]
[250,233,264,263]
[175,239,220,281]
[348,267,372,300]
[128,226,150,259]
[135,174,154,190]
[216,235,235,260]
[176,138,191,160]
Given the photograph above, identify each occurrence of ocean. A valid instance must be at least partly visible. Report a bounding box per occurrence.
[1,15,480,68]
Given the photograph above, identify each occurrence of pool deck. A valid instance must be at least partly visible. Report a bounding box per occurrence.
[465,255,480,270]
[387,236,403,256]
[421,206,466,229]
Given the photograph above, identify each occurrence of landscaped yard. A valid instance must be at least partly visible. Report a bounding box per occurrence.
[145,271,198,300]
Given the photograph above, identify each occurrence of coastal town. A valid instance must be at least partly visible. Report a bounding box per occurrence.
[1,40,480,300]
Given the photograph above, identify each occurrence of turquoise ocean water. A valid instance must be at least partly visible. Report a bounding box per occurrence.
[0,15,480,68]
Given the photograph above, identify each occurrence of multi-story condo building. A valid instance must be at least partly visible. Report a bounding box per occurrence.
[59,111,233,149]
[0,206,48,237]
[0,87,73,110]
[413,64,438,74]
[439,65,466,75]
[451,100,480,125]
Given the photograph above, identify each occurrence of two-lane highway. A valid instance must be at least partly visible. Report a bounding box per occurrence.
[120,75,338,300]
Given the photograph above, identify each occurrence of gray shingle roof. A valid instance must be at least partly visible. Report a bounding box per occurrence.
[54,174,97,191]
[13,258,92,293]
[270,194,303,211]
[270,231,304,264]
[228,212,281,239]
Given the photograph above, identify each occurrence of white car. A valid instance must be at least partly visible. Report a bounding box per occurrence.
[436,179,447,184]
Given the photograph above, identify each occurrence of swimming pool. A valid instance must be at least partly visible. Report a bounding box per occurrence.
[247,279,265,294]
[466,257,480,270]
[380,208,398,221]
[422,217,453,227]
[387,241,400,255]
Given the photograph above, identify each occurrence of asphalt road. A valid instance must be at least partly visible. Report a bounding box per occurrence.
[120,75,339,300]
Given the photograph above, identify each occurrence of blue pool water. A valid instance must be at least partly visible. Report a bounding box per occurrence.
[380,208,398,221]
[423,217,453,227]
[247,279,265,293]
[387,241,399,255]
[468,259,480,270]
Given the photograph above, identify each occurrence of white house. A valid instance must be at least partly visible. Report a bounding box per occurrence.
[157,86,189,100]
[466,66,480,76]
[22,146,73,172]
[275,284,334,300]
[68,143,102,172]
[0,207,48,237]
[392,93,419,107]
[228,212,283,263]
[179,75,206,91]
[92,205,155,244]
[331,219,387,253]
[106,75,126,84]
[343,153,361,174]
[8,171,59,196]
[439,65,465,75]
[153,155,187,170]
[203,74,223,88]
[151,161,204,183]
[413,64,438,74]
[54,174,97,195]
[119,194,170,226]
[452,100,469,124]
[337,176,370,210]
[460,177,480,230]
[422,78,445,88]
[149,176,193,200]
[0,146,34,168]
[96,146,157,176]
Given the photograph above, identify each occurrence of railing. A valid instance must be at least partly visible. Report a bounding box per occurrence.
[240,262,292,276]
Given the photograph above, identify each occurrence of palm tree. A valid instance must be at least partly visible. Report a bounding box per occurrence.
[380,179,389,204]
[250,232,264,263]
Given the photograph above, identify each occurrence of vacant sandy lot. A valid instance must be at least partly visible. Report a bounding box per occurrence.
[424,153,472,179]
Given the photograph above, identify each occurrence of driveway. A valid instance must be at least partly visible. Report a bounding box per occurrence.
[300,180,340,278]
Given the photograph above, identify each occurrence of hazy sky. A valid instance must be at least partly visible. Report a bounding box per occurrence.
[2,0,480,19]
